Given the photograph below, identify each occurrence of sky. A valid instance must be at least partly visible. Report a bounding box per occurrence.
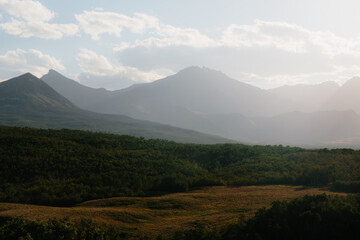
[1,0,360,89]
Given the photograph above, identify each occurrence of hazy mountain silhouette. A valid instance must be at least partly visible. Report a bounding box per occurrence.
[321,77,360,114]
[41,69,118,110]
[38,67,360,147]
[0,73,231,144]
[247,110,360,147]
[90,66,297,117]
[269,81,339,112]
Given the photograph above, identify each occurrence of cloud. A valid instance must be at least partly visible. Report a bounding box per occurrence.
[220,20,360,57]
[135,24,215,48]
[0,0,54,22]
[0,48,65,80]
[220,21,308,53]
[76,48,114,75]
[76,49,163,90]
[75,11,159,40]
[1,18,78,39]
[0,0,78,39]
[75,9,214,48]
[114,45,332,76]
[117,19,360,56]
[235,66,360,89]
[112,19,360,87]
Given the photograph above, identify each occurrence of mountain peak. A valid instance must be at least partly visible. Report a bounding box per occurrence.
[3,72,45,88]
[177,66,228,79]
[177,66,203,74]
[48,69,58,74]
[0,73,77,111]
[21,72,35,77]
[44,69,65,78]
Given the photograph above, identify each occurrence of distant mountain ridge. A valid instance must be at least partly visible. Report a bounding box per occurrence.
[0,73,232,144]
[41,70,118,110]
[269,81,340,112]
[84,66,299,117]
[321,77,360,114]
[8,67,360,147]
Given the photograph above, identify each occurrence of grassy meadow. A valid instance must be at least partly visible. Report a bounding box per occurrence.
[0,185,347,237]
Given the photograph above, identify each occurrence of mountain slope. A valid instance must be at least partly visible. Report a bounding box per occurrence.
[269,81,339,112]
[41,69,118,110]
[40,68,360,147]
[78,66,298,137]
[91,66,295,117]
[0,72,76,111]
[40,67,293,141]
[248,110,360,147]
[321,77,360,114]
[0,73,231,144]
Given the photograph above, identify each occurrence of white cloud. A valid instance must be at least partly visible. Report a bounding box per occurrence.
[115,19,360,57]
[0,49,65,80]
[111,19,360,87]
[1,18,78,39]
[75,11,159,40]
[75,10,214,48]
[220,20,360,57]
[76,48,114,74]
[136,24,215,48]
[0,0,54,22]
[236,66,360,89]
[76,49,163,90]
[220,21,308,53]
[0,0,78,39]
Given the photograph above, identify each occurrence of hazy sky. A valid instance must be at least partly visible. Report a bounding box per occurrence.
[1,0,360,89]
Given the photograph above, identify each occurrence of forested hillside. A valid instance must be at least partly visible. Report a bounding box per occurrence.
[0,126,359,206]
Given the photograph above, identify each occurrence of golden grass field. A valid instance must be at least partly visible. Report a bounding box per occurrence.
[0,185,347,237]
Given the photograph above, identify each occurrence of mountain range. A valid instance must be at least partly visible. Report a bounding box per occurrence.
[41,67,360,147]
[2,66,360,147]
[0,73,231,144]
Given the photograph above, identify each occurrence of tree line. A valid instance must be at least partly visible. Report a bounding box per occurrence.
[0,126,359,206]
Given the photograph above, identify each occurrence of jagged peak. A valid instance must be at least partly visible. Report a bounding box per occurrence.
[44,69,64,77]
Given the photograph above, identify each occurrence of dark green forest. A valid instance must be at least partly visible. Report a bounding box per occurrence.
[0,216,128,240]
[0,126,359,206]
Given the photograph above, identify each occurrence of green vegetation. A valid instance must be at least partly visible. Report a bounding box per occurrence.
[0,216,129,240]
[1,194,358,240]
[0,186,344,238]
[166,194,360,240]
[0,126,359,206]
[0,126,359,239]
